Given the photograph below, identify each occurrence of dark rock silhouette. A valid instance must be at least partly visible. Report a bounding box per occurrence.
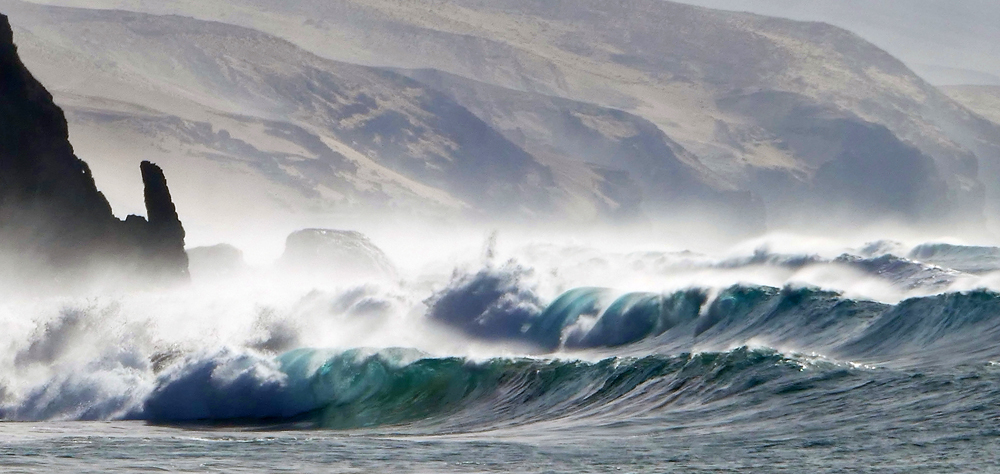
[135,161,189,282]
[0,13,187,288]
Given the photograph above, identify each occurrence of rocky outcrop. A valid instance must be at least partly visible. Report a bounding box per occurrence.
[187,244,245,280]
[0,13,187,288]
[279,229,396,279]
[135,161,189,282]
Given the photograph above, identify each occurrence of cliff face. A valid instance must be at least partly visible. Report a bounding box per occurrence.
[0,12,116,266]
[0,13,187,288]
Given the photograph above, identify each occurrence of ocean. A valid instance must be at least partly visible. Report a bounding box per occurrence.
[3,237,1000,472]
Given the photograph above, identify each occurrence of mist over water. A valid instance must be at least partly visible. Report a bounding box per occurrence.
[1,227,999,417]
[5,225,1000,471]
[4,1,1000,472]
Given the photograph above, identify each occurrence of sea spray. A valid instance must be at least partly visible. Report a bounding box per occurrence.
[4,237,1000,427]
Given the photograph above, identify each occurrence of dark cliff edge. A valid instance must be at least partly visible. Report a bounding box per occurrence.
[0,13,187,290]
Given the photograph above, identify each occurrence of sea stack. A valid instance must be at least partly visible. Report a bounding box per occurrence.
[0,13,188,289]
[136,160,189,282]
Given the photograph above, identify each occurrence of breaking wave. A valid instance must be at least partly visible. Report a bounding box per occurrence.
[5,238,1000,431]
[139,346,853,430]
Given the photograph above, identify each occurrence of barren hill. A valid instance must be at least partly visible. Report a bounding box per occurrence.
[8,0,1000,233]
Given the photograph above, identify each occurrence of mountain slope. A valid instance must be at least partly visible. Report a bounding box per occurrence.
[943,86,1000,125]
[2,1,771,238]
[400,68,763,226]
[11,0,1000,232]
[0,4,558,228]
[669,0,1000,86]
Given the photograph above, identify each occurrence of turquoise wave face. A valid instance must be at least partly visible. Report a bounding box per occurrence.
[429,282,1000,363]
[523,287,707,351]
[31,283,1000,429]
[138,333,1000,431]
[142,345,837,429]
[4,280,998,433]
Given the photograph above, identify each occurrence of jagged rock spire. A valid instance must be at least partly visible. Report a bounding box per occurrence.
[140,160,189,282]
[0,13,188,290]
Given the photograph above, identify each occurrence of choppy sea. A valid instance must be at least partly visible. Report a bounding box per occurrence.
[4,237,1000,472]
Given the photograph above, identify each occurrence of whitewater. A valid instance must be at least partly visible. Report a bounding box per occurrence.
[4,232,1000,472]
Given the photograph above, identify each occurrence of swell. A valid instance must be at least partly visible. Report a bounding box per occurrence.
[6,285,1000,429]
[908,242,1000,274]
[6,240,1000,430]
[429,271,1000,365]
[139,346,852,430]
[136,343,1000,434]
